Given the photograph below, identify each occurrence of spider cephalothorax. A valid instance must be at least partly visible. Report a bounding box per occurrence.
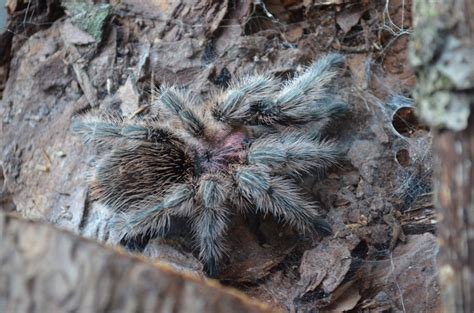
[73,53,348,276]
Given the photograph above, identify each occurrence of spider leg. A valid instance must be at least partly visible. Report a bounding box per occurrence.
[158,86,206,138]
[233,165,332,235]
[247,130,341,177]
[252,53,348,125]
[114,183,195,245]
[72,115,177,145]
[193,174,231,277]
[120,234,151,252]
[209,74,278,125]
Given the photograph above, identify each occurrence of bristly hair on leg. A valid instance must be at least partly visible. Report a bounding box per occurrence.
[158,85,207,138]
[72,115,179,146]
[233,165,332,235]
[247,130,341,177]
[250,53,348,125]
[209,73,278,125]
[112,183,196,242]
[193,174,231,276]
[71,114,124,147]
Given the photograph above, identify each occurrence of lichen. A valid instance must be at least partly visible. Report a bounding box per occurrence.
[62,0,111,42]
[409,1,473,131]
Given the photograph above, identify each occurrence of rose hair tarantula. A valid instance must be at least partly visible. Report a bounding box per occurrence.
[73,53,348,277]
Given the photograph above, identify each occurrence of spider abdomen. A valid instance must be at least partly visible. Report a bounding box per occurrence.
[91,142,193,212]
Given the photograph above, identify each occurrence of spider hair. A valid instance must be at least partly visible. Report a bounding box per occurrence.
[233,165,331,235]
[247,130,341,176]
[252,53,347,125]
[210,73,278,124]
[113,183,195,240]
[71,114,178,146]
[194,174,231,276]
[159,86,207,137]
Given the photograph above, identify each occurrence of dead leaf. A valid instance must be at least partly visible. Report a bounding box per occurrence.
[298,239,354,295]
[285,26,304,43]
[134,38,151,79]
[219,216,296,282]
[117,76,140,119]
[336,4,366,33]
[6,0,17,14]
[143,239,203,276]
[322,281,361,312]
[347,54,369,89]
[60,21,96,45]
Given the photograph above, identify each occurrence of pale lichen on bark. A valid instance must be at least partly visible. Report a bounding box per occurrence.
[409,0,473,131]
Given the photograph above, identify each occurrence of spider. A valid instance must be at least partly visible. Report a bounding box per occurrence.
[73,53,348,277]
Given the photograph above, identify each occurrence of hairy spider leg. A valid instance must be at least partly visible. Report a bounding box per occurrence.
[72,116,178,145]
[114,183,195,242]
[247,130,341,176]
[251,53,348,125]
[158,86,207,138]
[210,73,278,124]
[193,174,231,277]
[233,165,332,236]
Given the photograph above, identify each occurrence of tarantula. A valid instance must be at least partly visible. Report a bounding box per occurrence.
[73,53,348,277]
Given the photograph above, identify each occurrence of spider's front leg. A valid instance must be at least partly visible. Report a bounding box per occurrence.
[233,165,332,236]
[209,74,278,125]
[158,86,207,138]
[251,53,348,125]
[193,174,231,277]
[72,115,177,145]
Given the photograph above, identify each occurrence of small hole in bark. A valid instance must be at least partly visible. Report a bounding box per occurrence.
[392,107,429,137]
[0,165,17,212]
[396,149,410,167]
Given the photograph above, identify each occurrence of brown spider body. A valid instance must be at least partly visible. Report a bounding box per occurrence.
[73,53,348,276]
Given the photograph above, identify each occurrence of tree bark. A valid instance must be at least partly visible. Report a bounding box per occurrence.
[410,1,474,311]
[0,212,273,313]
[435,118,474,312]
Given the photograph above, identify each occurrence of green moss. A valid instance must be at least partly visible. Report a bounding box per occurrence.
[63,0,112,42]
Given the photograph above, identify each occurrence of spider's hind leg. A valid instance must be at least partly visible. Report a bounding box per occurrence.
[113,183,196,248]
[71,115,124,146]
[233,165,332,236]
[247,130,341,177]
[193,174,231,277]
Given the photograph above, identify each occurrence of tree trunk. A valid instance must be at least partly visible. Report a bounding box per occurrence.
[0,212,273,313]
[410,1,474,311]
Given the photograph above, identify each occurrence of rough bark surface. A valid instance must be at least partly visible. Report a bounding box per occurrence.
[435,123,474,312]
[410,1,474,311]
[0,212,273,313]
